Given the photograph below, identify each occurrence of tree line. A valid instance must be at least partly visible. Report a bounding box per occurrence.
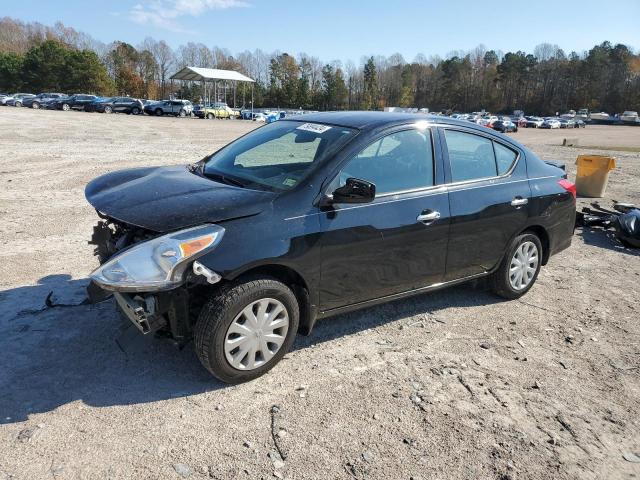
[0,16,638,115]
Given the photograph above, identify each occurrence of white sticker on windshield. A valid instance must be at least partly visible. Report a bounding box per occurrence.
[296,123,332,134]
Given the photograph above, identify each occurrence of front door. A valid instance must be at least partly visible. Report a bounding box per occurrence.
[319,127,450,311]
[440,128,531,280]
[113,98,126,113]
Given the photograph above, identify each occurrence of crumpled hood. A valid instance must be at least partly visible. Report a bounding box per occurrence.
[85,165,274,232]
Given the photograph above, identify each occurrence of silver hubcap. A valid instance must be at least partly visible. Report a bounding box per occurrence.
[509,241,539,290]
[224,298,289,371]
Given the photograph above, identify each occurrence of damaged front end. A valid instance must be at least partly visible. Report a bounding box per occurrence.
[87,214,225,343]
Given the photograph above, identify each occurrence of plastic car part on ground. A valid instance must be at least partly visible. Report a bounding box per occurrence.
[576,202,640,248]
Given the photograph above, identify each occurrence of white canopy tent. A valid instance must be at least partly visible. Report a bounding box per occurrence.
[170,66,255,111]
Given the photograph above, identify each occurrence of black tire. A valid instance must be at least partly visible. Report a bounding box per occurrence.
[179,109,186,117]
[490,232,543,300]
[15,101,22,107]
[194,277,299,383]
[155,108,163,116]
[132,107,140,115]
[62,103,70,111]
[32,102,40,109]
[206,113,214,119]
[104,105,113,114]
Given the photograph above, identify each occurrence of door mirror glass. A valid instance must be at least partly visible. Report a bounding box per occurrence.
[332,178,376,204]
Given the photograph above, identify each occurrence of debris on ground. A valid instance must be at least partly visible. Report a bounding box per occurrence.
[577,201,640,248]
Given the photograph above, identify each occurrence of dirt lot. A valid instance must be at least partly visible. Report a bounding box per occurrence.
[0,108,639,480]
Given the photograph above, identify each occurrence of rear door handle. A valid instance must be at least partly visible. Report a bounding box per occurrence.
[417,211,441,224]
[511,197,529,207]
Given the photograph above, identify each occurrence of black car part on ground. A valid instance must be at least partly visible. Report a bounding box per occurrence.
[576,202,640,248]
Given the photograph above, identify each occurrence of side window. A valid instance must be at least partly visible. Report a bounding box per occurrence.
[494,142,518,175]
[444,130,497,182]
[336,129,434,195]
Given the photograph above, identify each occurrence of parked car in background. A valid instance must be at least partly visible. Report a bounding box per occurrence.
[6,93,35,107]
[49,94,97,111]
[85,112,576,383]
[540,118,561,129]
[89,96,144,114]
[492,119,518,133]
[143,99,193,117]
[574,119,586,128]
[0,93,10,105]
[511,117,527,128]
[84,97,111,112]
[525,116,544,128]
[620,111,640,125]
[23,93,65,109]
[194,103,235,119]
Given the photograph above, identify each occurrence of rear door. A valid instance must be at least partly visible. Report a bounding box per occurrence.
[440,127,530,281]
[319,126,450,311]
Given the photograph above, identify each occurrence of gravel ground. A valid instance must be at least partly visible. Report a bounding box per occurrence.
[0,108,639,480]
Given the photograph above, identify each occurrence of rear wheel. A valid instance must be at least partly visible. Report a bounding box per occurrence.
[490,233,542,299]
[179,109,187,117]
[206,113,214,119]
[194,277,299,383]
[15,101,22,107]
[62,103,70,111]
[155,108,163,116]
[131,107,140,115]
[32,102,40,109]
[104,105,113,114]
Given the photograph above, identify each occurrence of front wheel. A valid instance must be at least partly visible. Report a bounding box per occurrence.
[131,107,140,115]
[194,277,299,383]
[490,233,542,299]
[104,105,113,114]
[62,103,70,111]
[179,109,187,117]
[32,102,40,109]
[206,113,214,119]
[155,108,163,116]
[15,101,22,107]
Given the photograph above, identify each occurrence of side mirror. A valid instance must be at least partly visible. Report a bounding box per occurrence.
[331,178,376,204]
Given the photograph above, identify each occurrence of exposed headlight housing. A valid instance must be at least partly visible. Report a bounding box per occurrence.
[90,224,225,292]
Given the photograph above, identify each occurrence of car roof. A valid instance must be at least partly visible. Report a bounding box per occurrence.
[289,111,485,131]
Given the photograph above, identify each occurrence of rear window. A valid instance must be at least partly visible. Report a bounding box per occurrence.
[444,130,518,182]
[445,131,496,182]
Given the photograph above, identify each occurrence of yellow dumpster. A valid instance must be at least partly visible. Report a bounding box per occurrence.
[575,155,616,197]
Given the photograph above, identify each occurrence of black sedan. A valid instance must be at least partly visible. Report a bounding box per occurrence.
[88,96,144,114]
[85,112,576,383]
[492,120,518,133]
[49,94,97,111]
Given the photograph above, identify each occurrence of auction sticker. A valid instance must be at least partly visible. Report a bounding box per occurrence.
[296,123,332,134]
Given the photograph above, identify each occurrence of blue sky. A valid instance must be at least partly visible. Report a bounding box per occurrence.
[4,0,639,63]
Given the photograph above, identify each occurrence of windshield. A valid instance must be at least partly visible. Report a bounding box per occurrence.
[203,120,358,191]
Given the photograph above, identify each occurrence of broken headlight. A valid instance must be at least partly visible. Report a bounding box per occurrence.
[90,224,225,292]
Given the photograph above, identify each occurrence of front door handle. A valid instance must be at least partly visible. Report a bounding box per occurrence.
[417,211,441,224]
[511,197,529,207]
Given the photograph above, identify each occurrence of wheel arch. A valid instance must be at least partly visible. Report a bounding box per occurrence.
[229,263,317,336]
[520,225,550,265]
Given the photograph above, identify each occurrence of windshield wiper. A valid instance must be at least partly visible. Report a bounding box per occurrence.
[202,170,246,188]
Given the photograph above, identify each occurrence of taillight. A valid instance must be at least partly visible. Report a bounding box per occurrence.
[558,179,576,198]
